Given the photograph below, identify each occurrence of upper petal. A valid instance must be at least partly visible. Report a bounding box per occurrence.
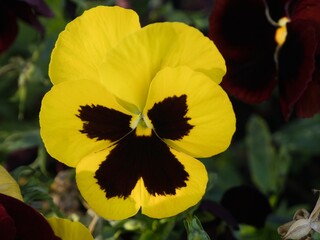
[100,22,225,111]
[144,67,236,158]
[40,79,134,167]
[49,6,141,85]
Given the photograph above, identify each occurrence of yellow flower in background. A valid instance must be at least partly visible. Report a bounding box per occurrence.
[40,6,236,220]
[0,164,23,201]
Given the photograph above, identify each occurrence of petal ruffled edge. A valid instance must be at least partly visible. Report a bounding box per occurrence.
[100,21,226,111]
[143,66,236,158]
[49,6,141,85]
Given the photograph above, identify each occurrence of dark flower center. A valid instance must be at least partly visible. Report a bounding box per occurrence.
[77,94,193,198]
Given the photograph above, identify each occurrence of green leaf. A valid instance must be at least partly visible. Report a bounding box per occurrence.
[274,114,320,155]
[246,115,276,194]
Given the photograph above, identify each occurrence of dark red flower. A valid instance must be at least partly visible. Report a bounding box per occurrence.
[0,0,54,54]
[209,0,320,120]
[0,193,61,240]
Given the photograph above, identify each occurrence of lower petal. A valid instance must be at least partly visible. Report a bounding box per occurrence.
[76,149,141,220]
[141,148,207,218]
[76,130,207,220]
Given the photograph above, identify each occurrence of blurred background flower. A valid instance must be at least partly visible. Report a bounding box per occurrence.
[0,0,54,54]
[209,0,320,120]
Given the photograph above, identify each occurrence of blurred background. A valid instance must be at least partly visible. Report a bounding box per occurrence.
[0,0,319,239]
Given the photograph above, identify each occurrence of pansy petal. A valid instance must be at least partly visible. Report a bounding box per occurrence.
[13,0,53,34]
[278,0,320,119]
[209,0,278,103]
[141,148,207,218]
[0,165,23,201]
[49,6,141,85]
[101,22,225,111]
[47,217,94,240]
[40,79,134,167]
[278,20,318,119]
[295,76,320,118]
[0,8,18,54]
[76,148,141,220]
[0,193,59,239]
[0,204,16,239]
[144,67,235,158]
[23,0,55,18]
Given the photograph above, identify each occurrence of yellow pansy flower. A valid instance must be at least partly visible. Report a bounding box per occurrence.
[40,6,236,220]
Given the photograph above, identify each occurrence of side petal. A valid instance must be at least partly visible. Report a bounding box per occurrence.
[144,67,236,158]
[47,217,94,240]
[0,165,23,201]
[141,148,207,218]
[49,6,141,85]
[100,22,225,111]
[76,148,141,220]
[40,79,134,167]
[209,0,278,103]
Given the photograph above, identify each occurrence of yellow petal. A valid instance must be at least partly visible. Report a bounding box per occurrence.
[47,217,94,240]
[141,148,207,218]
[0,165,23,201]
[76,148,141,220]
[100,22,226,111]
[143,66,235,158]
[49,6,141,85]
[40,79,134,167]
